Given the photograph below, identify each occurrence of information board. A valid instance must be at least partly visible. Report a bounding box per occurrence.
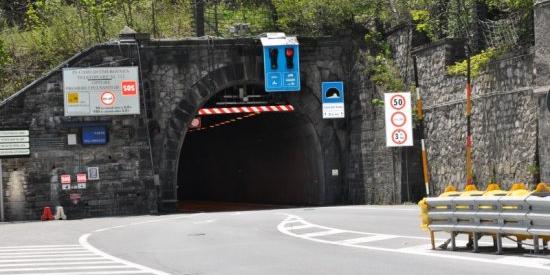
[384,92,413,147]
[0,130,30,157]
[63,67,140,116]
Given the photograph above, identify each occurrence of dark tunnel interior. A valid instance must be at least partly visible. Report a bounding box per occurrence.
[177,87,323,209]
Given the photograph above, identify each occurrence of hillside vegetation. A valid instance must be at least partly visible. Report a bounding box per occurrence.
[0,0,533,101]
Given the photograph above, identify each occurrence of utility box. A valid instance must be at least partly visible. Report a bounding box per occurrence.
[261,33,301,92]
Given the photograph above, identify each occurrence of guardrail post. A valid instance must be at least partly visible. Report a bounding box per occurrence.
[472,232,479,252]
[451,231,456,251]
[534,235,540,254]
[430,230,436,250]
[496,233,503,255]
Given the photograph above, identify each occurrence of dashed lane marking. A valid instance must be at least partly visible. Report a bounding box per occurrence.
[277,213,550,271]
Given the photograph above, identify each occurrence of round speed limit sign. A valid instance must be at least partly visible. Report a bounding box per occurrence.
[391,129,408,144]
[390,95,406,110]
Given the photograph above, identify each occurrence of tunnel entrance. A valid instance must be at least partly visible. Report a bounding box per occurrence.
[176,85,323,212]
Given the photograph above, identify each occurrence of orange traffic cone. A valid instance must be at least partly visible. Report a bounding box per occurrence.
[41,207,53,221]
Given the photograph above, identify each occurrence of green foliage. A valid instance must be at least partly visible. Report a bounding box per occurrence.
[411,9,435,40]
[447,48,497,77]
[371,98,384,107]
[368,54,405,92]
[272,0,362,35]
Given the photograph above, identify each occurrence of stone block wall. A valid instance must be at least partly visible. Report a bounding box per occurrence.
[0,45,157,220]
[400,33,537,193]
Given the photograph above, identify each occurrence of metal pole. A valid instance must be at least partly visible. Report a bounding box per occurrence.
[413,56,430,196]
[0,159,4,222]
[465,49,474,186]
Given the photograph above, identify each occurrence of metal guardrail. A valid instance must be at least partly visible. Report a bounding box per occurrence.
[420,183,550,254]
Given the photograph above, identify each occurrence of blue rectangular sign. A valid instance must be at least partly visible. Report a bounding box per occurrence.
[263,45,301,92]
[82,126,108,145]
[322,82,344,103]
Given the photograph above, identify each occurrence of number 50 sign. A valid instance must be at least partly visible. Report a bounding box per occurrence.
[384,92,413,147]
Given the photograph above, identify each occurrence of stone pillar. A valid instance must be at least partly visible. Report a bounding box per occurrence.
[535,0,550,93]
[535,1,550,182]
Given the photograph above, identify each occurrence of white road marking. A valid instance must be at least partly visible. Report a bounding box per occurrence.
[0,247,86,252]
[277,214,550,271]
[302,229,344,238]
[0,247,80,249]
[0,253,95,259]
[337,235,397,245]
[0,261,112,267]
[286,224,315,230]
[0,257,104,263]
[10,271,150,275]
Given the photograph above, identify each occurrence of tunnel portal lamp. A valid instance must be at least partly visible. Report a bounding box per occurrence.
[261,33,301,93]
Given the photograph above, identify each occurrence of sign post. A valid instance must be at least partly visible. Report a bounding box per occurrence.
[384,92,414,147]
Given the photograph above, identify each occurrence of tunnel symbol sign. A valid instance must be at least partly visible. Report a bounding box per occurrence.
[100,92,115,105]
[391,129,407,144]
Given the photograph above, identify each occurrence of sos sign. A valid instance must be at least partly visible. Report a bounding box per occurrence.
[384,93,413,147]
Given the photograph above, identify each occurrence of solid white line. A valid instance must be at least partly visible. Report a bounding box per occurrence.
[0,253,95,259]
[338,235,397,245]
[0,265,132,272]
[277,214,550,271]
[0,261,113,267]
[0,257,104,263]
[0,251,90,256]
[0,245,80,249]
[301,229,344,238]
[0,247,86,252]
[79,234,170,275]
[8,271,150,275]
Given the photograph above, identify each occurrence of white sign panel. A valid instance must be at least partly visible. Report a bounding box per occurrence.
[0,130,30,157]
[322,82,345,119]
[384,93,413,147]
[63,67,140,116]
[87,167,100,181]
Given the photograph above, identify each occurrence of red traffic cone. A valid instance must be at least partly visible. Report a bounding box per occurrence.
[41,207,53,221]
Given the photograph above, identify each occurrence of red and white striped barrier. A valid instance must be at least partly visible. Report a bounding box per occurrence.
[198,105,294,116]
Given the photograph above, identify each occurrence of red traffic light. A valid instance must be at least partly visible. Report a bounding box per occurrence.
[285,48,294,57]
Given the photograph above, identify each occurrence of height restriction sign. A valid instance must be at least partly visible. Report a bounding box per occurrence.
[384,92,413,147]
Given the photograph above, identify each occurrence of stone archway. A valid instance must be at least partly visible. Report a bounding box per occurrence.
[157,56,342,211]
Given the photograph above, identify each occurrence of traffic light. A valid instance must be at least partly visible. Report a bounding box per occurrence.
[269,48,278,70]
[285,47,294,69]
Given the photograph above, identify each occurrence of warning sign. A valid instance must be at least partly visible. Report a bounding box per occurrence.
[60,174,71,184]
[385,92,413,147]
[77,173,87,183]
[68,92,79,104]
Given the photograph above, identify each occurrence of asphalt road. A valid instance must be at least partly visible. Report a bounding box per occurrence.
[1,205,549,275]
